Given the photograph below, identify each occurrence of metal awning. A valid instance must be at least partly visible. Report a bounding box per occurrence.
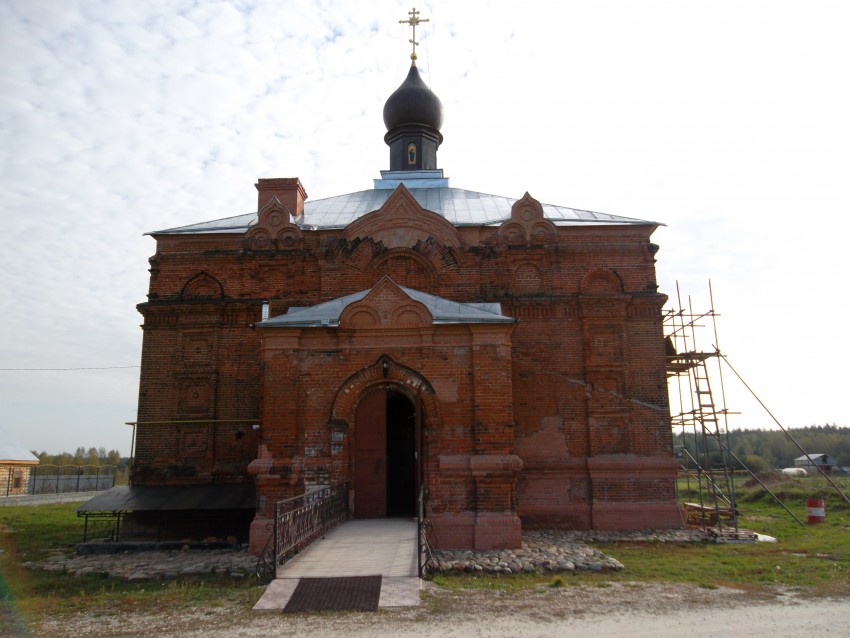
[77,484,256,514]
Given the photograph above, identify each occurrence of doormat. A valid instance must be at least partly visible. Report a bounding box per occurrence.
[283,575,383,613]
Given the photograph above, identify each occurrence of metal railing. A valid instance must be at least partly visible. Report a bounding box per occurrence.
[81,512,123,542]
[25,465,116,495]
[274,483,348,577]
[417,483,436,577]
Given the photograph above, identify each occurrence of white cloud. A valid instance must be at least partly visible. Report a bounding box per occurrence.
[1,0,849,454]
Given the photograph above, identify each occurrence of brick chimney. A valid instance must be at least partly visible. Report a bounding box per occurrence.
[255,178,307,217]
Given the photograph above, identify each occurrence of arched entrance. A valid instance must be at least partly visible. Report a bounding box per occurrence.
[353,387,417,518]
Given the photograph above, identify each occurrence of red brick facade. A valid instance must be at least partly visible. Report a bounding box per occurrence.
[133,175,682,552]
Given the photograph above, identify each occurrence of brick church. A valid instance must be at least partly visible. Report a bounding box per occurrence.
[121,47,682,553]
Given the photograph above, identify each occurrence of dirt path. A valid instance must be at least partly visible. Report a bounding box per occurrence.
[33,581,850,638]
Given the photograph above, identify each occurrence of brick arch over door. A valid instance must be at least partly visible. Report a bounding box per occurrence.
[329,355,441,429]
[329,356,442,518]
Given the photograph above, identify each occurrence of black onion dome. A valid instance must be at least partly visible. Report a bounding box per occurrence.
[382,63,444,132]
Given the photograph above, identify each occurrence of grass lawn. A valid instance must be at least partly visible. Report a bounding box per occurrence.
[2,474,849,631]
[0,503,265,632]
[436,476,850,594]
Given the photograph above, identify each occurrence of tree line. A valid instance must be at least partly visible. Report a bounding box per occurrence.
[675,424,850,473]
[31,447,129,469]
[33,425,850,475]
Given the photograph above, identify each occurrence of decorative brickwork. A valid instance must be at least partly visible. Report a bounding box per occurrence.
[134,180,681,553]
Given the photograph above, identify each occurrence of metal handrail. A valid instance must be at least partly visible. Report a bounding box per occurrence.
[274,483,348,577]
[417,483,436,577]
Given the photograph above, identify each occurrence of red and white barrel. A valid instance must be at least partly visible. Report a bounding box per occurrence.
[806,499,826,524]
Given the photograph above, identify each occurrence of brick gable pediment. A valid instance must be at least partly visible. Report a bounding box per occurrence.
[339,277,431,329]
[343,184,461,249]
[245,196,303,250]
[495,192,557,246]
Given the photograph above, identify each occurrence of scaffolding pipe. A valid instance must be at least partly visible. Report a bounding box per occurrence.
[724,449,806,527]
[719,354,850,509]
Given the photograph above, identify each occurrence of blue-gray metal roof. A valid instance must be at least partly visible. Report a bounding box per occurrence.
[0,426,38,463]
[794,454,829,462]
[77,484,256,513]
[258,285,514,328]
[150,185,657,235]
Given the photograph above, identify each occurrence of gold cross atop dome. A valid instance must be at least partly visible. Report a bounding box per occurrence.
[399,7,429,62]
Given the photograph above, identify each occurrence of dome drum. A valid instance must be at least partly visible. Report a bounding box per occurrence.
[384,125,443,172]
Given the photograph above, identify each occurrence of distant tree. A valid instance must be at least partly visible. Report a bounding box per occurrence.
[761,426,844,466]
[675,425,850,470]
[32,448,128,467]
[738,454,769,473]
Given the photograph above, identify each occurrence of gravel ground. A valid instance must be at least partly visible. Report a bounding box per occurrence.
[30,581,850,638]
[16,527,848,637]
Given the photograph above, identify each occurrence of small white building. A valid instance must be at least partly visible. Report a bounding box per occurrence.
[794,453,837,475]
[0,426,39,496]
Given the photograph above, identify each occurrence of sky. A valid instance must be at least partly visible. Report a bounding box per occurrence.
[1,0,848,456]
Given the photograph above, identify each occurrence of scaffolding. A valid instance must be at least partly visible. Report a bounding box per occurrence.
[664,282,752,539]
[666,282,849,538]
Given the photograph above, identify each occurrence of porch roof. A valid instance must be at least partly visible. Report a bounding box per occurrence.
[77,484,255,514]
[257,284,515,328]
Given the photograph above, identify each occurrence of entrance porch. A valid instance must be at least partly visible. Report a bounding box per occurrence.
[248,279,523,554]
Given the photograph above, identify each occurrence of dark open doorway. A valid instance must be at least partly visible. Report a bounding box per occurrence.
[386,391,416,517]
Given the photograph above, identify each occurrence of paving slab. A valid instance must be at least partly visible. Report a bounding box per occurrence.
[278,518,417,578]
[253,579,299,612]
[378,576,421,608]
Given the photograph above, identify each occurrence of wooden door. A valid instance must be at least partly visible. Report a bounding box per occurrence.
[353,389,387,518]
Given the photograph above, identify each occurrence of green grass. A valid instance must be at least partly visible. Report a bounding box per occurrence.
[0,503,264,627]
[438,476,850,594]
[3,477,850,628]
[0,502,84,561]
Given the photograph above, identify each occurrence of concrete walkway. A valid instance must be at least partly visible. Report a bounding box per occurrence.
[254,518,420,611]
[0,490,106,507]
